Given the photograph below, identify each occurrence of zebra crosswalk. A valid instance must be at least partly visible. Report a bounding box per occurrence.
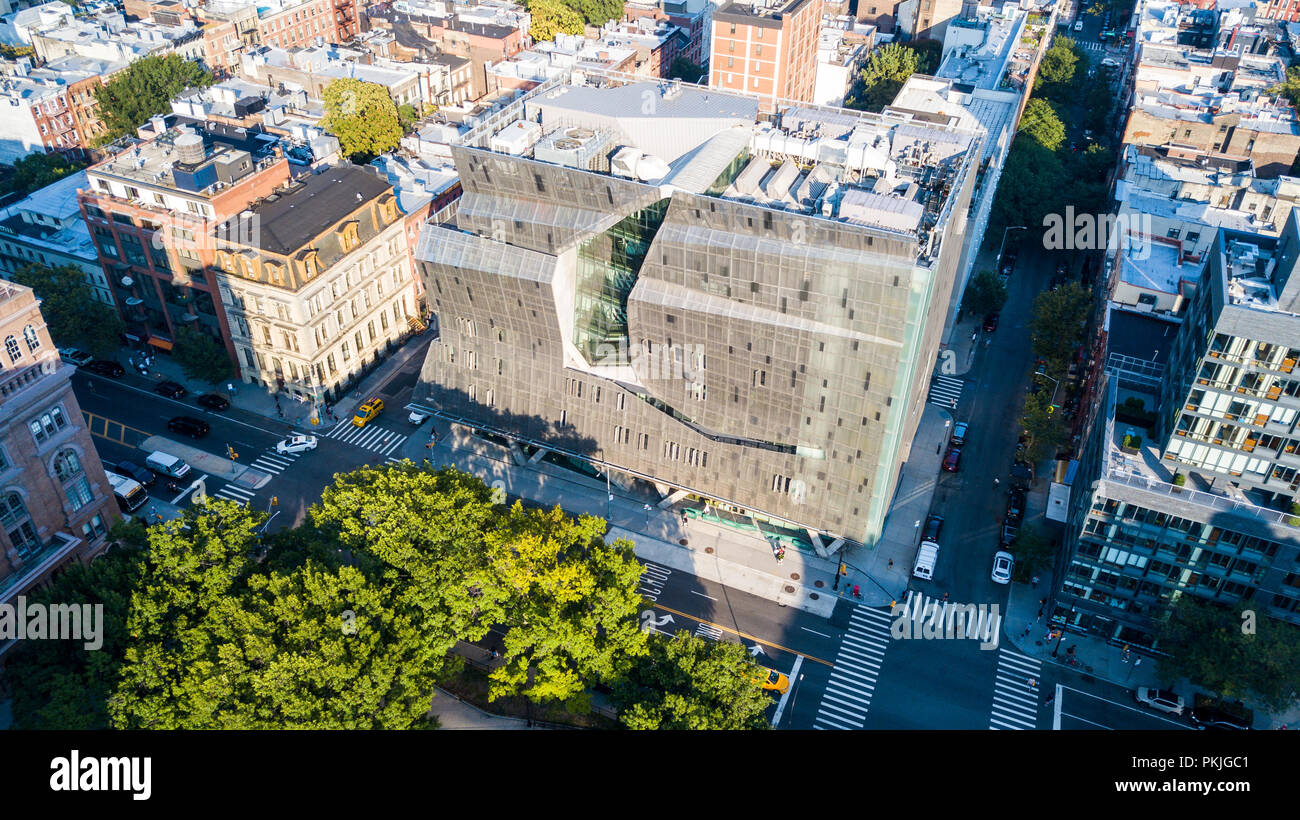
[813,606,892,730]
[247,450,300,476]
[898,591,1002,644]
[212,480,256,505]
[928,374,965,409]
[323,419,409,456]
[1078,41,1106,53]
[989,649,1043,730]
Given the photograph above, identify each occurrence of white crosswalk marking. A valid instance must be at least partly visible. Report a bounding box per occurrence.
[325,420,409,456]
[213,482,254,504]
[928,374,964,409]
[989,649,1042,730]
[813,606,892,730]
[694,622,723,641]
[899,591,1001,644]
[248,451,298,475]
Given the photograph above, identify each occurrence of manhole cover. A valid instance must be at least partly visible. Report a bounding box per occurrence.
[784,585,796,593]
[705,547,714,554]
[679,539,688,546]
[790,572,801,581]
[809,592,819,600]
[813,579,823,588]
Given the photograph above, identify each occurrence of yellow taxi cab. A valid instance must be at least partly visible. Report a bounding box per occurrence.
[755,667,790,694]
[352,397,385,427]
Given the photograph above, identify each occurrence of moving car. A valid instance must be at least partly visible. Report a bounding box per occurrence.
[145,451,191,479]
[983,313,999,333]
[942,446,961,472]
[167,416,210,438]
[84,359,125,378]
[1101,56,1120,68]
[1135,687,1185,716]
[276,434,318,455]
[1073,19,1083,31]
[58,347,94,367]
[991,550,1014,584]
[112,459,156,488]
[754,668,790,695]
[408,409,429,425]
[197,393,230,411]
[950,421,968,447]
[155,380,188,399]
[352,397,384,427]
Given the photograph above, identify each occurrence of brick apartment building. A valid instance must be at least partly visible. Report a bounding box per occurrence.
[710,0,821,104]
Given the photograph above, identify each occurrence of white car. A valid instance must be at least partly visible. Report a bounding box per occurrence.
[408,410,429,425]
[1135,687,1185,716]
[1073,19,1083,31]
[58,347,93,367]
[991,550,1014,584]
[276,434,318,455]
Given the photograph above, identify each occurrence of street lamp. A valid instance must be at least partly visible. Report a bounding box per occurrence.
[996,225,1027,274]
[1034,371,1062,408]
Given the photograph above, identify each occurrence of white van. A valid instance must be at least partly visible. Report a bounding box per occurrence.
[145,451,191,479]
[913,542,939,580]
[104,470,149,513]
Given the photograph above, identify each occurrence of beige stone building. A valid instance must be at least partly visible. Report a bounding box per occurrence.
[212,165,420,408]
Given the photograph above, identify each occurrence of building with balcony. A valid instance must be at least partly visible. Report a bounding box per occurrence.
[77,120,292,361]
[412,70,981,551]
[211,164,420,403]
[0,281,118,644]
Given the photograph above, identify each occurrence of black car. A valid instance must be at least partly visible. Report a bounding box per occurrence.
[921,514,944,543]
[167,415,210,438]
[1190,696,1252,730]
[1000,522,1019,547]
[197,393,230,411]
[85,359,125,378]
[155,381,188,399]
[1006,488,1026,523]
[113,459,156,488]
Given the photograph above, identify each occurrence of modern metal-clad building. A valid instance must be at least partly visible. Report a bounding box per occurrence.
[413,70,981,549]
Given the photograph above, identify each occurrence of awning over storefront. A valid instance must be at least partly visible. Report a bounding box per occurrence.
[146,337,174,351]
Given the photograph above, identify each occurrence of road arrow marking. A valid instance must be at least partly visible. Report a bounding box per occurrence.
[749,643,766,657]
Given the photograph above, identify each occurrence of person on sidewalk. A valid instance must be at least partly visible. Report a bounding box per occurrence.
[851,584,860,599]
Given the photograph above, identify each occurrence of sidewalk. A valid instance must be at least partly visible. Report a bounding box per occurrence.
[859,402,953,606]
[429,687,549,730]
[113,332,434,430]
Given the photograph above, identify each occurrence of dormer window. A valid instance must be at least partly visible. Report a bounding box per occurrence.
[337,220,360,253]
[297,249,320,279]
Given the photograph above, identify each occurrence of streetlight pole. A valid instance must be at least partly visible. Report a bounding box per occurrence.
[784,673,805,727]
[996,225,1027,274]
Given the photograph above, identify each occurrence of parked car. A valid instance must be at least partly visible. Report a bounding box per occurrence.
[352,397,384,427]
[58,347,94,367]
[921,514,944,544]
[991,550,1014,584]
[950,421,968,447]
[408,409,429,425]
[1006,488,1026,523]
[155,380,187,399]
[1190,696,1252,730]
[84,359,125,378]
[197,393,230,411]
[167,416,210,438]
[1135,687,1185,716]
[942,446,962,472]
[1000,521,1019,547]
[276,434,318,455]
[1073,18,1083,31]
[1011,461,1034,489]
[983,313,999,333]
[113,459,156,488]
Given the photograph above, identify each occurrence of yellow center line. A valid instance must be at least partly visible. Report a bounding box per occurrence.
[650,601,835,667]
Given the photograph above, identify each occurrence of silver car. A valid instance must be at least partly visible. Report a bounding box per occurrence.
[1135,687,1185,716]
[991,551,1014,584]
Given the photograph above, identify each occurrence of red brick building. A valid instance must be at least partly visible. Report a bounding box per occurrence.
[710,0,821,103]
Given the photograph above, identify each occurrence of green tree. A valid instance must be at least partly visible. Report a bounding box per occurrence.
[612,632,772,730]
[909,37,944,75]
[1034,37,1083,102]
[1270,65,1300,108]
[1,152,86,199]
[564,0,621,26]
[321,78,404,161]
[667,56,704,83]
[1008,524,1055,583]
[484,503,648,704]
[172,325,234,384]
[1029,281,1091,380]
[94,54,213,143]
[4,519,146,729]
[1018,98,1068,152]
[8,262,125,357]
[525,0,584,42]
[397,102,418,132]
[964,269,1007,318]
[845,43,923,113]
[1155,596,1300,712]
[989,134,1067,243]
[1020,388,1064,463]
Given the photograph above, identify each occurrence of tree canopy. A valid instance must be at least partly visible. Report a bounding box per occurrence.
[1034,37,1085,103]
[7,262,124,357]
[1029,281,1091,380]
[321,78,404,161]
[963,270,1007,319]
[94,54,213,143]
[667,56,705,83]
[1018,98,1068,153]
[173,325,234,384]
[845,41,941,113]
[612,632,772,730]
[1,152,86,199]
[525,0,584,43]
[1155,596,1300,712]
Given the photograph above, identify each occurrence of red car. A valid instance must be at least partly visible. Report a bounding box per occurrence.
[942,446,962,472]
[983,313,999,332]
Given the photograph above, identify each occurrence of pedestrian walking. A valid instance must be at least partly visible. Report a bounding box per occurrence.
[642,503,652,511]
[1028,678,1038,689]
[1045,692,1056,706]
[943,592,949,602]
[851,584,860,599]
[993,477,1000,487]
[1031,575,1040,587]
[887,558,894,569]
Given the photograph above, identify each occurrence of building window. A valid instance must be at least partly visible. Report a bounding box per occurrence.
[30,406,68,444]
[0,492,39,557]
[54,450,92,512]
[22,325,40,353]
[81,513,107,541]
[5,335,21,364]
